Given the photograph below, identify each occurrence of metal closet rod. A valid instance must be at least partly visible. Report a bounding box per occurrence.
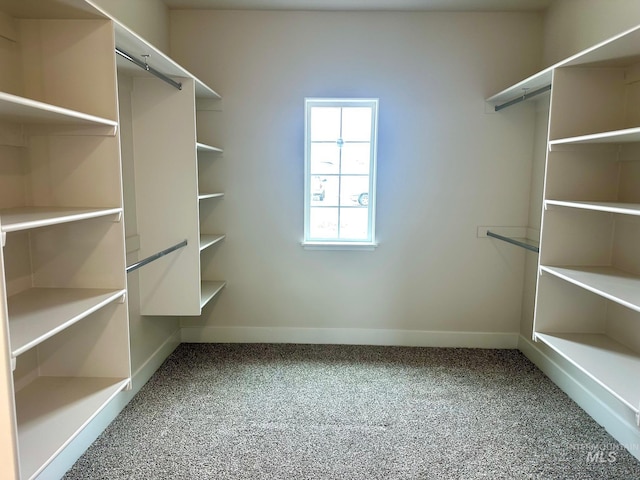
[126,239,188,274]
[494,84,551,112]
[115,47,182,91]
[487,231,539,253]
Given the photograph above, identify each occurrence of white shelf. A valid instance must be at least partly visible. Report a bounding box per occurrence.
[487,23,640,108]
[0,206,122,233]
[486,68,553,108]
[8,288,126,357]
[200,281,225,309]
[545,200,640,216]
[196,142,223,154]
[102,16,221,99]
[541,265,640,313]
[198,193,224,201]
[535,332,640,413]
[199,234,225,252]
[16,376,129,480]
[550,126,640,146]
[0,92,117,130]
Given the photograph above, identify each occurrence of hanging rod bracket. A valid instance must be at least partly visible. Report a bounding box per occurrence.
[494,84,551,112]
[115,47,182,91]
[126,239,188,273]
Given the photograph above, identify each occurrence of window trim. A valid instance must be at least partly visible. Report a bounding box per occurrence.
[302,97,379,250]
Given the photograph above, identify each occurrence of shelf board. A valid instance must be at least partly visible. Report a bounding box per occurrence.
[535,332,640,413]
[0,0,105,19]
[487,24,640,108]
[198,193,224,201]
[199,234,225,252]
[0,206,122,233]
[200,281,226,309]
[0,92,117,130]
[196,142,223,154]
[541,265,640,313]
[545,200,640,216]
[16,376,129,480]
[550,126,640,146]
[104,16,221,99]
[486,68,553,109]
[8,288,126,357]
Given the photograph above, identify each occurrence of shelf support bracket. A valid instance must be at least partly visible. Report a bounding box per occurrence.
[10,356,16,372]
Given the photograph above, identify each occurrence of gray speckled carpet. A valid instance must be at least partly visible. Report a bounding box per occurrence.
[64,344,640,479]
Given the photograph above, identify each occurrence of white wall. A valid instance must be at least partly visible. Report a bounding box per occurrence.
[543,0,640,66]
[170,10,543,345]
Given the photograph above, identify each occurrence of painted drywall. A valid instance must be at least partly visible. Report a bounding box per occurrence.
[92,0,170,53]
[543,0,640,66]
[170,10,544,344]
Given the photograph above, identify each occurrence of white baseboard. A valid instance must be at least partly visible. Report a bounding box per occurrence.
[518,334,640,462]
[180,325,520,349]
[37,329,182,480]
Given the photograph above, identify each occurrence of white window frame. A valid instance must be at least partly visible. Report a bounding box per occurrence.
[302,98,379,250]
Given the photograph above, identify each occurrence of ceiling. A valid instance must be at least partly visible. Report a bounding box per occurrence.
[163,0,553,12]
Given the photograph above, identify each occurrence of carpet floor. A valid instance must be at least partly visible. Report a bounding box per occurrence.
[64,344,640,479]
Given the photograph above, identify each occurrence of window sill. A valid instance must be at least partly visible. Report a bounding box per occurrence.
[301,241,378,251]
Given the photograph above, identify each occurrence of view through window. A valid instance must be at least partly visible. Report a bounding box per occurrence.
[303,98,378,246]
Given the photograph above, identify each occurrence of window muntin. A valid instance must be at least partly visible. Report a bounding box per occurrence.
[304,98,378,246]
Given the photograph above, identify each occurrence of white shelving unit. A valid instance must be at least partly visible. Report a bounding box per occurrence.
[0,207,123,233]
[105,3,226,316]
[8,288,127,357]
[196,137,226,311]
[530,25,640,423]
[200,234,226,252]
[534,332,640,412]
[0,1,131,478]
[199,193,225,201]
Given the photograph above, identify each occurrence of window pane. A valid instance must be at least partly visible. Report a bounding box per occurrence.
[304,98,377,245]
[311,175,339,206]
[340,175,370,207]
[310,143,340,174]
[309,207,338,238]
[339,208,369,240]
[341,107,372,141]
[310,107,341,141]
[341,143,371,175]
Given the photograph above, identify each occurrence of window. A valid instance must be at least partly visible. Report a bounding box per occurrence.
[303,98,379,248]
